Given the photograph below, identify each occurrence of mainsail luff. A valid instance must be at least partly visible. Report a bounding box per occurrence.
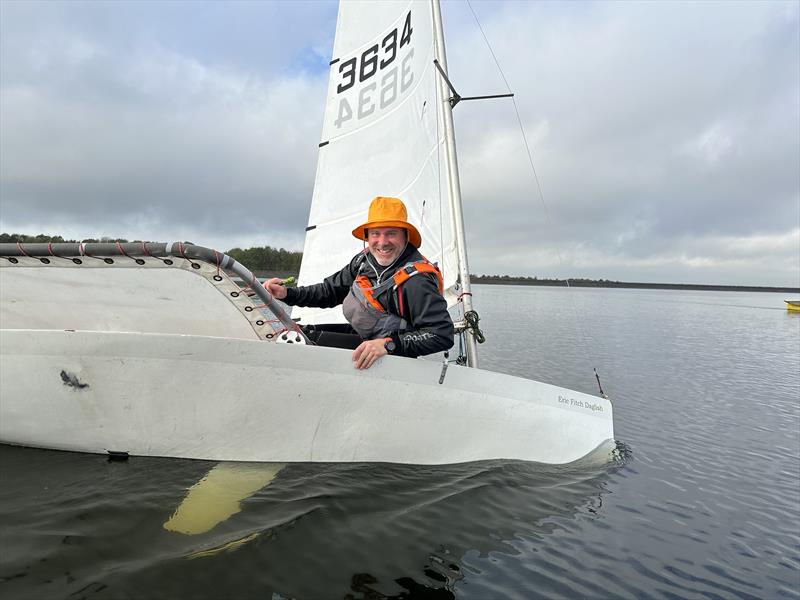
[430,0,479,368]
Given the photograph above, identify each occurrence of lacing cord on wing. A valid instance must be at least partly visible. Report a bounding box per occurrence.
[116,241,146,265]
[239,264,260,298]
[13,242,74,264]
[263,320,289,339]
[79,242,109,263]
[175,246,296,337]
[140,241,169,263]
[47,242,66,260]
[177,241,201,269]
[115,241,131,259]
[267,325,304,342]
[9,242,38,264]
[212,249,221,277]
[15,242,31,257]
[239,271,259,296]
[243,276,302,336]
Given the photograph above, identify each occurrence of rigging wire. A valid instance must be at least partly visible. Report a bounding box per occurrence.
[464,0,608,397]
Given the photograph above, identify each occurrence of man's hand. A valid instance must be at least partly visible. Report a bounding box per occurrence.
[262,277,287,300]
[352,339,388,370]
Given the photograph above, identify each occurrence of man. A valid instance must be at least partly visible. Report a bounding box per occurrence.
[264,196,454,370]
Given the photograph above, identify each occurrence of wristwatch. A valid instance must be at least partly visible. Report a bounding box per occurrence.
[384,337,396,355]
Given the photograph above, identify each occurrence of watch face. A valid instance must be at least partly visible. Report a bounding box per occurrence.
[385,340,396,353]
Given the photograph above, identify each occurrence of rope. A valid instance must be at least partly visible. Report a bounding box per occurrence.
[465,0,608,397]
[116,241,147,265]
[254,275,302,334]
[140,241,170,263]
[15,242,31,258]
[463,310,485,344]
[115,241,134,261]
[78,242,104,261]
[47,242,65,260]
[213,249,221,276]
[178,241,205,270]
[140,241,160,260]
[241,272,258,294]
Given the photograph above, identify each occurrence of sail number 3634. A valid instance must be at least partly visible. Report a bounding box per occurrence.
[334,11,413,129]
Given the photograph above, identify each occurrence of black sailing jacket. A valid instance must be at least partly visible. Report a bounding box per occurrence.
[284,245,454,358]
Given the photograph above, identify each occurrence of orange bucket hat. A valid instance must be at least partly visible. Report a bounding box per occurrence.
[351,196,422,248]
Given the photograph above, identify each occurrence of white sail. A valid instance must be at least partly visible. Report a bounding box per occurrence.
[294,0,458,325]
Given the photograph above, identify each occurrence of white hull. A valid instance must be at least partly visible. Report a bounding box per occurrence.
[0,329,613,464]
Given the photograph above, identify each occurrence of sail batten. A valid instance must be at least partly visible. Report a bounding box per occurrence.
[296,0,457,326]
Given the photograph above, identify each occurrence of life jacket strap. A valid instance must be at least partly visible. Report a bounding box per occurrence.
[392,260,444,317]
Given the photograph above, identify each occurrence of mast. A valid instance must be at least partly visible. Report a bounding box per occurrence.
[431,0,479,368]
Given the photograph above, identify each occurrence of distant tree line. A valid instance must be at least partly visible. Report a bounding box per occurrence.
[225,246,302,273]
[471,274,616,286]
[470,274,798,293]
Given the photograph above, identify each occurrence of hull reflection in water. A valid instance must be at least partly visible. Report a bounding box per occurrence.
[0,444,626,599]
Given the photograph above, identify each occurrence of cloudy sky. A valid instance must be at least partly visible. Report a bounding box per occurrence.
[1,0,798,286]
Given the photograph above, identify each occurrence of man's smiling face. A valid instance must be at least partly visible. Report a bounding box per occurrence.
[368,227,406,266]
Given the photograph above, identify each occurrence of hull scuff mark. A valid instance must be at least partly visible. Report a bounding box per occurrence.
[60,370,89,390]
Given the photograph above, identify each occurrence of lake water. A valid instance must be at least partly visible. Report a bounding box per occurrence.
[1,285,798,599]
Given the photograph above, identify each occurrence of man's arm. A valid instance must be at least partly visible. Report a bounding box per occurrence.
[265,254,361,308]
[393,274,454,358]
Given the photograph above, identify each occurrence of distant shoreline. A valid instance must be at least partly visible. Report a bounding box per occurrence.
[258,272,798,294]
[470,277,799,294]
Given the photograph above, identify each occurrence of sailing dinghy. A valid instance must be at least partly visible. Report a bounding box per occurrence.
[0,0,614,465]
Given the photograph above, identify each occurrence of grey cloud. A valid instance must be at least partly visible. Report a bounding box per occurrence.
[442,0,799,284]
[0,0,338,81]
[1,1,332,249]
[1,0,798,286]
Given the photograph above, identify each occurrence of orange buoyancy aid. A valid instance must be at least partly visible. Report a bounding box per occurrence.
[341,259,444,339]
